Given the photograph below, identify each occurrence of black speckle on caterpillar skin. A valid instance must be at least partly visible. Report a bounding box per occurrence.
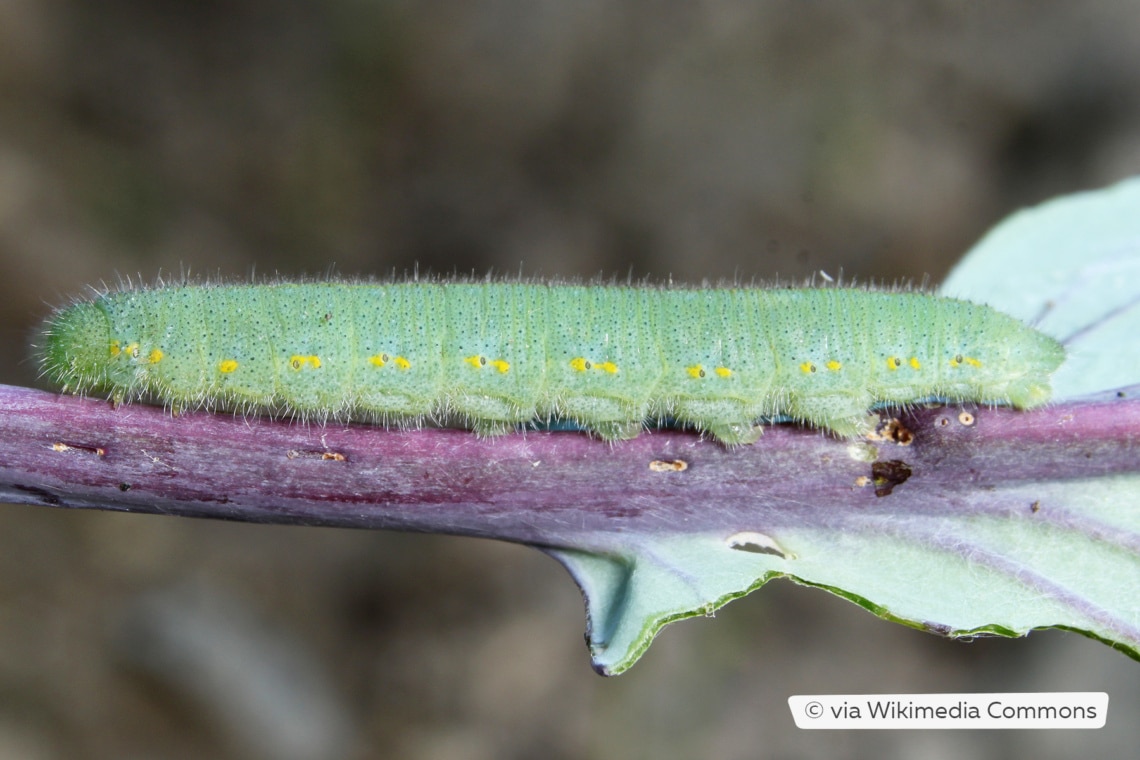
[38,279,1065,445]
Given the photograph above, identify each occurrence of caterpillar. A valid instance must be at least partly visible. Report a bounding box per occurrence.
[38,281,1065,445]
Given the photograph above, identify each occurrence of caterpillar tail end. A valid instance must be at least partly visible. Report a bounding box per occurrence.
[1006,381,1054,410]
[1005,328,1065,409]
[39,302,112,392]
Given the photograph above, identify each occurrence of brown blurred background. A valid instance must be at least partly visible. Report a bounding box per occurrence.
[1,1,1138,758]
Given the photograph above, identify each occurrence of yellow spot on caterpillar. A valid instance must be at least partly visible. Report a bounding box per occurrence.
[395,356,411,370]
[965,356,982,368]
[687,364,705,379]
[490,359,510,373]
[368,354,387,368]
[146,348,164,364]
[570,357,617,373]
[290,355,321,370]
[109,341,121,357]
[887,356,902,371]
[219,359,239,374]
[465,355,486,369]
[909,356,921,370]
[799,362,816,374]
[715,366,732,378]
[826,360,842,372]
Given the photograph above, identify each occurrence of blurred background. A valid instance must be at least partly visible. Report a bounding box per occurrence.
[1,1,1138,758]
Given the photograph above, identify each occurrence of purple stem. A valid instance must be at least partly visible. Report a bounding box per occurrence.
[2,384,1138,553]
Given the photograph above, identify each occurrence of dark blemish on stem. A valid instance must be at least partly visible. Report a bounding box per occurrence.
[12,484,62,506]
[1030,500,1041,513]
[872,459,913,497]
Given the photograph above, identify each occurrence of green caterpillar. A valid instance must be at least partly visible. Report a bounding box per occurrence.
[39,281,1065,444]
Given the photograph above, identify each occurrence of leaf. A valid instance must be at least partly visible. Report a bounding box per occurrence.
[567,477,1140,673]
[548,396,1140,674]
[941,176,1140,399]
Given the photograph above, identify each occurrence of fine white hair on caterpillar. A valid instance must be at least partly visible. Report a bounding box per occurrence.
[38,279,1065,445]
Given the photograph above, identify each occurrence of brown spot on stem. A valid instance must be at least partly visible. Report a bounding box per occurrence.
[51,441,106,457]
[287,449,348,462]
